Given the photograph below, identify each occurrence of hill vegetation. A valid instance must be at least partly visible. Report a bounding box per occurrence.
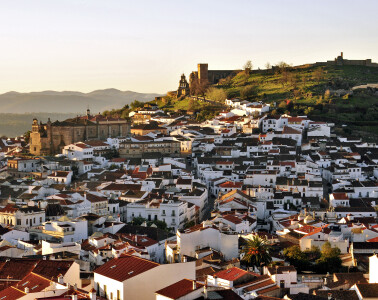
[157,64,378,141]
[222,64,378,140]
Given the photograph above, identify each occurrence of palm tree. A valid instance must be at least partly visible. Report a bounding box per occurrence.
[241,236,272,273]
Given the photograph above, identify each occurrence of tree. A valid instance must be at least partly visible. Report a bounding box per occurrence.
[265,62,271,70]
[149,219,168,231]
[316,242,341,273]
[244,60,253,74]
[240,85,259,100]
[244,60,253,70]
[277,101,287,113]
[277,61,291,70]
[206,87,227,103]
[130,100,144,110]
[283,245,307,263]
[190,78,209,96]
[241,236,272,271]
[130,216,147,226]
[24,130,31,144]
[218,76,232,87]
[283,245,320,272]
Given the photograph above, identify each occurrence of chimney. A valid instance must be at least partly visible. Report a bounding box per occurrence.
[24,287,29,294]
[193,280,197,290]
[58,274,64,284]
[203,285,208,299]
[71,292,78,300]
[340,52,343,58]
[214,275,218,286]
[89,289,96,300]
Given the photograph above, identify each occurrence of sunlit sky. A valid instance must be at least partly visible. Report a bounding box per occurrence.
[0,0,377,94]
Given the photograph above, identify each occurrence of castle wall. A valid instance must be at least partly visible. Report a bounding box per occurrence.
[208,70,236,84]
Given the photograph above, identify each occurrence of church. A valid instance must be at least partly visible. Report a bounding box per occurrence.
[29,109,130,156]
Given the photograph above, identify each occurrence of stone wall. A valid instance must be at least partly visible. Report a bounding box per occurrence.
[30,120,130,155]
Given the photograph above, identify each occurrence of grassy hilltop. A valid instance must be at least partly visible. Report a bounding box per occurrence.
[156,64,378,141]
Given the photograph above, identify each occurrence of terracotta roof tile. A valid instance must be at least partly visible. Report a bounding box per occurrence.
[94,255,159,282]
[212,267,248,281]
[155,279,204,299]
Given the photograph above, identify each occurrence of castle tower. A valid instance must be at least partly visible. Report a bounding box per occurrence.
[197,63,209,84]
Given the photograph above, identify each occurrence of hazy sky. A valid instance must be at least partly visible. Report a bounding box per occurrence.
[0,0,377,94]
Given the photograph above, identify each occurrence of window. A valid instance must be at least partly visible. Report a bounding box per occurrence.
[26,219,28,225]
[17,219,21,226]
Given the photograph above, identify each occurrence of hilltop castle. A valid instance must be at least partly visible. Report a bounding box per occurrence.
[189,63,238,85]
[175,64,239,97]
[316,52,378,67]
[30,109,130,156]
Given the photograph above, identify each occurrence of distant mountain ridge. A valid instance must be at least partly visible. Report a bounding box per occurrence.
[0,89,162,113]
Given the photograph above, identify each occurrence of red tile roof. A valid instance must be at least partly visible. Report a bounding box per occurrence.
[102,183,142,192]
[85,193,108,203]
[301,225,330,239]
[332,192,349,200]
[0,204,19,214]
[288,117,304,123]
[219,181,243,188]
[222,214,243,225]
[155,279,204,299]
[14,272,51,293]
[49,171,70,178]
[32,260,74,281]
[84,140,109,147]
[212,267,248,281]
[121,234,158,247]
[0,259,38,280]
[244,279,276,292]
[0,287,25,300]
[367,237,378,242]
[282,126,301,135]
[94,255,159,282]
[74,142,91,149]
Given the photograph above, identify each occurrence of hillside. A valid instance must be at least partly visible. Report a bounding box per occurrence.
[220,64,378,140]
[0,89,162,114]
[174,64,378,141]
